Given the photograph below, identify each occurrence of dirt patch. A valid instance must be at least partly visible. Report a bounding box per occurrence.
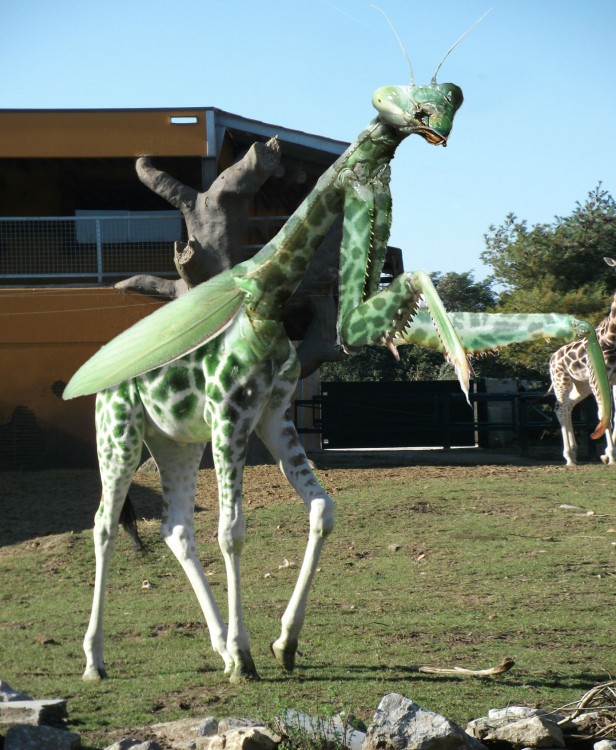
[0,456,569,549]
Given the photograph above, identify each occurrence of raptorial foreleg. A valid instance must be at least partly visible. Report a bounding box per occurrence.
[395,311,613,439]
[334,168,471,399]
[340,272,472,401]
[256,387,334,672]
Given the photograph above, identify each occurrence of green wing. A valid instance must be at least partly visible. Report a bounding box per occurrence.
[63,270,245,400]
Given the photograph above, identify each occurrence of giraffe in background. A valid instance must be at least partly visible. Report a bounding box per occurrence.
[550,257,616,466]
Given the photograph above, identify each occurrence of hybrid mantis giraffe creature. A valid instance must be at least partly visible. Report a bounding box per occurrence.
[549,257,616,466]
[64,70,471,684]
[64,60,612,684]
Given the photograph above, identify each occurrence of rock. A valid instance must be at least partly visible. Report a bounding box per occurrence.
[203,734,226,750]
[104,740,165,750]
[487,708,540,722]
[0,698,68,726]
[486,707,567,725]
[467,708,571,742]
[4,723,81,749]
[594,741,616,750]
[217,718,264,733]
[0,680,31,702]
[336,711,368,734]
[149,717,215,748]
[483,717,565,748]
[362,693,486,750]
[218,727,280,750]
[147,718,270,750]
[279,709,364,750]
[197,717,219,737]
[189,727,279,750]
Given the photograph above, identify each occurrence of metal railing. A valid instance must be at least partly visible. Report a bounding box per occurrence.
[0,213,293,285]
[0,214,183,284]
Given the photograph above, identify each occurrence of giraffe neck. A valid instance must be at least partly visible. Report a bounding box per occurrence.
[597,293,616,351]
[231,117,404,318]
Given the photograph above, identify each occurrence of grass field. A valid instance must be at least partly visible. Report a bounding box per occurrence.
[0,461,614,749]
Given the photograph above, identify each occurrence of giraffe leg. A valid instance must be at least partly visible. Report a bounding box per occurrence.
[256,398,334,673]
[549,361,585,467]
[554,399,578,467]
[210,407,260,684]
[145,432,232,674]
[600,386,616,464]
[600,429,616,464]
[83,385,145,681]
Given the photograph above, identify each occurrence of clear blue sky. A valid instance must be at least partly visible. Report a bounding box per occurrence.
[1,0,614,281]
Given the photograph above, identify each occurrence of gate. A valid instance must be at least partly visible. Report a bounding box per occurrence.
[320,381,476,449]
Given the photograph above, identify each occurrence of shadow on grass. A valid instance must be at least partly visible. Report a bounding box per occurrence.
[0,469,164,547]
[281,662,609,693]
[107,656,607,693]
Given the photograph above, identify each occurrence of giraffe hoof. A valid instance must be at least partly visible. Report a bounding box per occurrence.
[270,639,298,672]
[82,666,107,681]
[229,667,261,684]
[228,651,260,684]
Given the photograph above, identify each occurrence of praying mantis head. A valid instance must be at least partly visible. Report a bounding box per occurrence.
[372,82,463,145]
[370,7,489,145]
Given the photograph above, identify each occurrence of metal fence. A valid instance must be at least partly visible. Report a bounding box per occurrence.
[297,383,601,459]
[0,213,294,285]
[0,214,184,284]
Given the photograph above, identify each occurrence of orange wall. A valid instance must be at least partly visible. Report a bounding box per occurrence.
[0,110,208,158]
[0,288,164,468]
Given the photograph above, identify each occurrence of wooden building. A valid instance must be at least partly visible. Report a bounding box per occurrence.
[0,107,404,468]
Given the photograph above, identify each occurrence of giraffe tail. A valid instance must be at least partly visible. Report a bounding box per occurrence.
[119,494,144,556]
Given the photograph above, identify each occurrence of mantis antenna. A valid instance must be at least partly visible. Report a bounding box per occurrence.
[432,8,492,83]
[371,5,414,86]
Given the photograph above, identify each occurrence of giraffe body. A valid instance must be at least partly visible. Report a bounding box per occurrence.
[86,311,334,682]
[550,279,616,466]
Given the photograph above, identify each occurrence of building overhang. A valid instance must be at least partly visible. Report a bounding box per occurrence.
[0,106,348,162]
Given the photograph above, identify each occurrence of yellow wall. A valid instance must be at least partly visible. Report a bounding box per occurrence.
[0,110,208,158]
[0,288,163,468]
[0,288,321,468]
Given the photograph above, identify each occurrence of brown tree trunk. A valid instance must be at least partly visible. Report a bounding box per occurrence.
[116,137,344,377]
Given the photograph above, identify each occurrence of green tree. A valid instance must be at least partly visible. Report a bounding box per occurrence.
[481,184,616,378]
[431,270,496,311]
[482,184,616,297]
